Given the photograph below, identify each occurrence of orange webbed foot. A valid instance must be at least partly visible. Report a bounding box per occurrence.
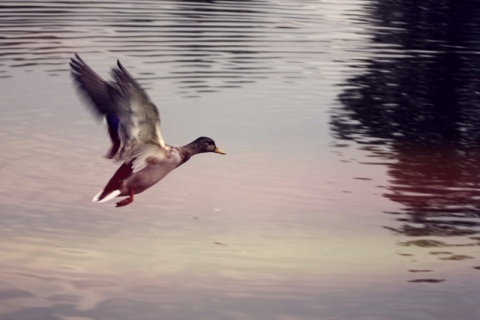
[116,188,134,207]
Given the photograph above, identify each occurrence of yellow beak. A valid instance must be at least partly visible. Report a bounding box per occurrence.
[214,147,227,155]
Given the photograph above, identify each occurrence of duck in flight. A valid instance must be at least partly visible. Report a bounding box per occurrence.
[70,54,226,207]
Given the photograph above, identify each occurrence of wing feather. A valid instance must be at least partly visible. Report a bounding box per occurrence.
[70,54,168,165]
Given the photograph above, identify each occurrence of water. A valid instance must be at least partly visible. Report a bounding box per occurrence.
[1,0,480,319]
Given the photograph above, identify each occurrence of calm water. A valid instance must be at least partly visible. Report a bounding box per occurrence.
[1,0,480,319]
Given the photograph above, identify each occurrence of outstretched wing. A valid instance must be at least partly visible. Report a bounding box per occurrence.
[70,53,168,161]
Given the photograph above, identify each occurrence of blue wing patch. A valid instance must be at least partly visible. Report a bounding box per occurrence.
[105,113,121,159]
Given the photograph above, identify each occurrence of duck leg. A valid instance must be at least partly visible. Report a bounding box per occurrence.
[116,188,134,207]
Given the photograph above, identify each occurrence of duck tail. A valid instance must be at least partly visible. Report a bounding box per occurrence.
[92,162,133,204]
[92,189,121,203]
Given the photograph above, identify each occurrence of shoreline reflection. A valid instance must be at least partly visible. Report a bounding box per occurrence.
[333,0,480,279]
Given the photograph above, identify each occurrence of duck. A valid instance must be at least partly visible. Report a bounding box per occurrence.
[70,54,226,207]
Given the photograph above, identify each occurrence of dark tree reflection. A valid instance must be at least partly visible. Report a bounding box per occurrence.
[332,0,480,238]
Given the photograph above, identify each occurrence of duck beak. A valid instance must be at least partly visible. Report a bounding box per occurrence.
[214,147,227,155]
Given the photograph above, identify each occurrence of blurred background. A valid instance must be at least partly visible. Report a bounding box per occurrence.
[0,0,479,319]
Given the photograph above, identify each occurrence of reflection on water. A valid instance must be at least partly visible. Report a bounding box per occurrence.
[332,0,480,280]
[2,0,480,319]
[0,0,322,96]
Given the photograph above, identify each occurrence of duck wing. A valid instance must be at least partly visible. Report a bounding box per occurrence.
[70,53,168,161]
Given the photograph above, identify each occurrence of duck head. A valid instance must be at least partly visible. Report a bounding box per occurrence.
[191,137,226,155]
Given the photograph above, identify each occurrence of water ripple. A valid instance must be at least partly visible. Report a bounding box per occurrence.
[0,0,331,95]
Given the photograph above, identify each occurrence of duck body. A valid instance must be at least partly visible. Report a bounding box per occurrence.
[70,54,226,207]
[122,147,184,195]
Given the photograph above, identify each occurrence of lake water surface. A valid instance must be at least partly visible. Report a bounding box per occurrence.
[1,1,480,319]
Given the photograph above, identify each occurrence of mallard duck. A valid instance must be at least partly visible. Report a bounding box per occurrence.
[70,54,226,207]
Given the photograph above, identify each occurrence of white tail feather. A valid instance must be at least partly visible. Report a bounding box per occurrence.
[92,190,121,203]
